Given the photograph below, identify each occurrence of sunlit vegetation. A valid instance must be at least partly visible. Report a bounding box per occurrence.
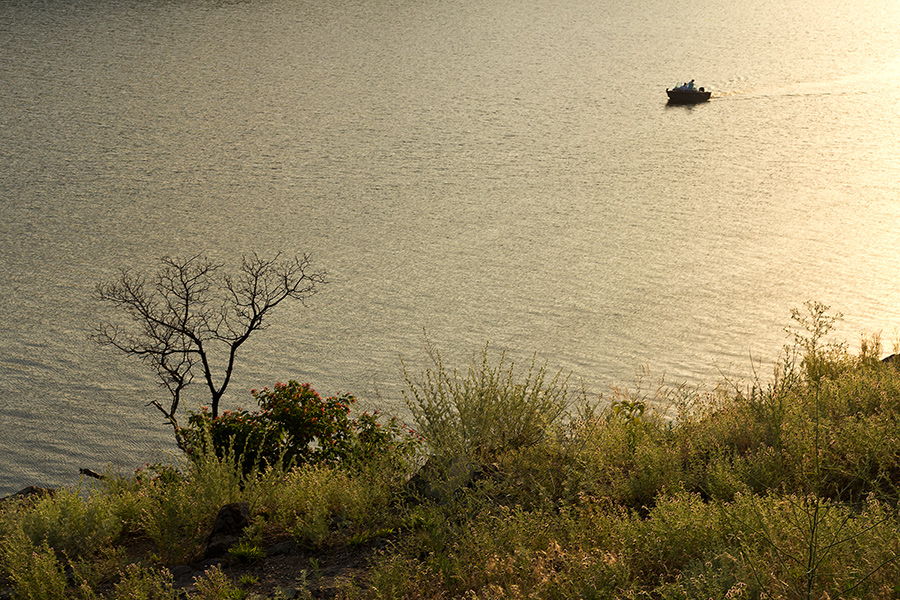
[3,302,900,599]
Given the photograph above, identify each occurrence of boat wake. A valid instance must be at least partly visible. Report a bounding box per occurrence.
[713,69,899,101]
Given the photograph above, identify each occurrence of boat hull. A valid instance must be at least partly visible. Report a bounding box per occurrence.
[666,89,711,104]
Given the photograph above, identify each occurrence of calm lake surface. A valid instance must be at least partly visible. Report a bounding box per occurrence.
[3,0,900,495]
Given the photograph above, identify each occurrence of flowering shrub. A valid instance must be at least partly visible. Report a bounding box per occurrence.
[352,410,425,470]
[179,381,421,475]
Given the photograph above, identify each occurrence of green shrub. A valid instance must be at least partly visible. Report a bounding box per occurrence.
[621,491,724,584]
[258,464,386,545]
[0,528,68,600]
[111,563,178,600]
[367,494,630,600]
[140,443,247,563]
[13,487,123,561]
[193,566,247,600]
[350,410,424,477]
[559,399,683,509]
[652,555,749,600]
[402,343,572,480]
[447,504,630,599]
[69,546,129,596]
[721,492,900,599]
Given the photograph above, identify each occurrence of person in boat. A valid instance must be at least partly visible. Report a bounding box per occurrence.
[688,79,695,90]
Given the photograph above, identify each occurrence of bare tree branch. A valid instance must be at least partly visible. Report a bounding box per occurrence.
[92,252,326,436]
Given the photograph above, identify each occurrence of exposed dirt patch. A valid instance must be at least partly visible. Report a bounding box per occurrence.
[164,533,387,598]
[221,538,380,598]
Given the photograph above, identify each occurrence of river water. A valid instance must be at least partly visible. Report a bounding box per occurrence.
[2,0,900,495]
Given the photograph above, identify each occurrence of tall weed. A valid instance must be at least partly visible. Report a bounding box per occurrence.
[403,342,571,495]
[13,487,122,560]
[110,563,178,600]
[259,464,385,545]
[621,491,723,583]
[723,492,900,599]
[0,527,68,600]
[141,444,248,563]
[192,566,246,600]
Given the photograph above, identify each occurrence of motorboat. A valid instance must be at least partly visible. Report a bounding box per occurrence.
[666,82,711,104]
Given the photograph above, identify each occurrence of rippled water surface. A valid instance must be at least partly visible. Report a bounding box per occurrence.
[3,0,900,494]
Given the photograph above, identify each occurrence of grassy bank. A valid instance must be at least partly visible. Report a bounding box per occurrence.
[3,303,900,599]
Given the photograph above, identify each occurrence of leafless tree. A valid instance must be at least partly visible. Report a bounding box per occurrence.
[93,252,326,433]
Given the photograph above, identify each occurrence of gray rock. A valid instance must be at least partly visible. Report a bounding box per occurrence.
[266,540,298,556]
[204,502,251,559]
[169,565,194,580]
